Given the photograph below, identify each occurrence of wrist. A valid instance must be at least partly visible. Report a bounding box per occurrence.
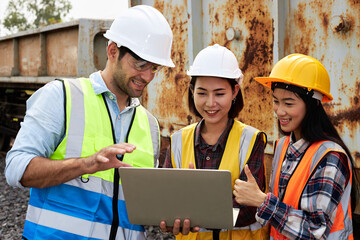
[256,192,267,207]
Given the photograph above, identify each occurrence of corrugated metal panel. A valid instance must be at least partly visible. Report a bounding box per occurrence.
[18,35,41,76]
[134,0,276,154]
[140,0,193,138]
[133,0,359,170]
[201,0,275,151]
[283,0,360,168]
[46,27,78,76]
[0,39,14,76]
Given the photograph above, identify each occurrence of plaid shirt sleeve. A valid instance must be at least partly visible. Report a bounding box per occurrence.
[256,151,350,239]
[234,132,266,227]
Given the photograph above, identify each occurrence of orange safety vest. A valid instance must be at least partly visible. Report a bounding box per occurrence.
[269,136,353,240]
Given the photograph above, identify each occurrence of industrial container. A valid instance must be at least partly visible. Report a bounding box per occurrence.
[0,0,359,228]
[0,19,112,150]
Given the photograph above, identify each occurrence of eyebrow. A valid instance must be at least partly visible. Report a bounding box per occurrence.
[196,87,226,91]
[272,94,296,101]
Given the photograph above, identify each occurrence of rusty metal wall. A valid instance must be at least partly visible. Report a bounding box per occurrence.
[282,0,360,168]
[46,27,79,76]
[18,35,41,76]
[141,0,192,139]
[0,39,14,76]
[133,0,276,156]
[201,0,275,148]
[133,0,360,170]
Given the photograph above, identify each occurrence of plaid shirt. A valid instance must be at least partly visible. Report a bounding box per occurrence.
[256,135,350,239]
[164,118,266,227]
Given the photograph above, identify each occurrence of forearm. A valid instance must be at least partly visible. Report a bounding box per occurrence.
[257,193,329,239]
[20,156,89,188]
[20,143,135,188]
[257,153,349,239]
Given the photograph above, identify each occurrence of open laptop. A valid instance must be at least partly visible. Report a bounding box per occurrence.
[119,167,235,229]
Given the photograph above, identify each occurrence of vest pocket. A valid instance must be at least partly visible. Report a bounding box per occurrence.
[46,178,102,217]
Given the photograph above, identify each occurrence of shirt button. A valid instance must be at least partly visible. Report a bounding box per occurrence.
[206,156,210,161]
[109,95,114,100]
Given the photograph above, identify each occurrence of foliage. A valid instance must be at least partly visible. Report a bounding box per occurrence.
[2,0,72,33]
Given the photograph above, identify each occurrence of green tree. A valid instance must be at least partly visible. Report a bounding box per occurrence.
[2,0,72,33]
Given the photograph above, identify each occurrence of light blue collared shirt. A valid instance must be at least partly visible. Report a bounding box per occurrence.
[5,71,140,188]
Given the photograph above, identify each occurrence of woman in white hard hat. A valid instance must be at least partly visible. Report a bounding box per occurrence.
[160,44,269,239]
[233,54,357,239]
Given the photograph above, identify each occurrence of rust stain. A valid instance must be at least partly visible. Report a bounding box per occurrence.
[143,0,191,139]
[174,73,187,85]
[19,35,41,76]
[153,0,165,13]
[214,12,219,23]
[330,106,360,127]
[285,2,314,55]
[204,1,274,133]
[322,13,329,29]
[0,39,15,76]
[327,79,360,137]
[355,152,360,168]
[46,27,78,76]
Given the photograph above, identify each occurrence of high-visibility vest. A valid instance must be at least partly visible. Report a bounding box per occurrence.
[171,120,269,240]
[23,78,160,240]
[270,136,353,240]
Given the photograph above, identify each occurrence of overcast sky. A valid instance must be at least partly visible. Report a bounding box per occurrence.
[0,0,129,36]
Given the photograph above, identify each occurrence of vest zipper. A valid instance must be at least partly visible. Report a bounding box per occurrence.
[107,102,137,240]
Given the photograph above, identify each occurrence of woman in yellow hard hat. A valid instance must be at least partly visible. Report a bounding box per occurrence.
[233,54,357,239]
[160,44,269,239]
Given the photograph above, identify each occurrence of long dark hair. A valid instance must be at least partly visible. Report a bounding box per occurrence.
[188,76,244,119]
[278,89,358,213]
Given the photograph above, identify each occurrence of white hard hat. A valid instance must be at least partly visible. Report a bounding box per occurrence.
[104,5,175,67]
[187,44,243,83]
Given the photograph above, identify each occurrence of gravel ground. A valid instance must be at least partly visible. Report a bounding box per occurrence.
[0,153,173,240]
[0,153,29,240]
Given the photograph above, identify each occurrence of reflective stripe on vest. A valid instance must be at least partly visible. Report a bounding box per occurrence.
[23,78,159,240]
[270,136,353,240]
[171,120,269,240]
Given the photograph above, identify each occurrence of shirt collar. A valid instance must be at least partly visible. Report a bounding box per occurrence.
[288,132,310,155]
[194,118,234,151]
[89,71,140,108]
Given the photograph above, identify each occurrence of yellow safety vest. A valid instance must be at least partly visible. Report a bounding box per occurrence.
[23,78,160,240]
[170,120,269,240]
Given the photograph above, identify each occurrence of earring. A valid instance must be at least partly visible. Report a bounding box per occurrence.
[232,97,236,104]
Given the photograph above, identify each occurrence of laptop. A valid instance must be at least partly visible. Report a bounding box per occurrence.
[119,167,235,229]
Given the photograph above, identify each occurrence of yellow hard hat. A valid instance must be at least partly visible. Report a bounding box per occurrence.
[255,54,333,102]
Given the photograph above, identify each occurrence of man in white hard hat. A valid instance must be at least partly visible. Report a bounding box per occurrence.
[5,5,178,240]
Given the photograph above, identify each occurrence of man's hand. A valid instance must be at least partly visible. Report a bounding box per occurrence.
[83,143,135,174]
[20,143,135,188]
[233,164,267,208]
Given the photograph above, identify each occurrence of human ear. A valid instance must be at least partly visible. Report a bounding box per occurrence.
[233,84,240,98]
[107,42,119,60]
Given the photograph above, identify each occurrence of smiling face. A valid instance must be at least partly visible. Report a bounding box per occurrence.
[112,52,156,98]
[193,76,239,128]
[272,88,307,141]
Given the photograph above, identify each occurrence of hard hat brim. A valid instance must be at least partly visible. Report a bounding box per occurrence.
[254,76,333,102]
